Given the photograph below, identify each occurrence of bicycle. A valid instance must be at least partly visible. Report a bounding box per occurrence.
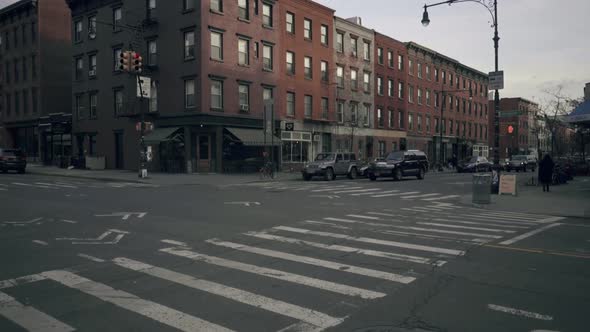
[259,161,275,180]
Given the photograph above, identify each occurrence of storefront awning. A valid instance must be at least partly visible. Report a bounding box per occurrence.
[226,127,281,146]
[565,100,590,125]
[143,127,182,145]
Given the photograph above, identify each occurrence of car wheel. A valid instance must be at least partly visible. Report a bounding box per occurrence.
[303,174,311,181]
[347,167,358,180]
[417,167,425,180]
[324,168,334,181]
[394,168,403,181]
[369,174,377,181]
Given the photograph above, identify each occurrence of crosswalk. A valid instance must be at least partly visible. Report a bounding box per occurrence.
[0,205,563,332]
[0,180,159,191]
[241,181,460,201]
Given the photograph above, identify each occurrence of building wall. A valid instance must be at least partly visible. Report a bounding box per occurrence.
[496,97,539,159]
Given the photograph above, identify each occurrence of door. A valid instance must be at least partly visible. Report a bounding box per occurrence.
[114,132,124,169]
[404,152,418,175]
[334,153,345,175]
[196,135,211,172]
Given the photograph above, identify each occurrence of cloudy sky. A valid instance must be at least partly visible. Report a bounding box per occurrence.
[2,0,588,104]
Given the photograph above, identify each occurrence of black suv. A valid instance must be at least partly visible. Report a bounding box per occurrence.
[0,148,27,173]
[368,150,429,181]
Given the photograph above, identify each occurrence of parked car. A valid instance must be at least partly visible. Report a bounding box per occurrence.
[0,148,26,174]
[302,152,359,181]
[457,156,493,173]
[367,150,429,181]
[504,155,535,172]
[358,157,385,177]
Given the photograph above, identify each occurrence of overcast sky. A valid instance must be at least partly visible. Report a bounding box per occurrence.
[2,0,588,104]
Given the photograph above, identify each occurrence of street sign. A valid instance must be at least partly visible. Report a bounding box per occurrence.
[285,122,294,131]
[499,111,521,118]
[488,71,504,90]
[137,76,151,98]
[499,174,517,196]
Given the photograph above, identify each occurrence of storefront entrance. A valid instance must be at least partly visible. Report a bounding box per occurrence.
[195,135,211,172]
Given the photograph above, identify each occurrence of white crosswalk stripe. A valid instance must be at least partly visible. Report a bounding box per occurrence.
[416,222,516,234]
[401,193,441,199]
[421,195,460,201]
[332,188,380,194]
[0,291,75,332]
[372,191,420,198]
[41,270,234,332]
[35,182,77,189]
[206,238,417,283]
[431,218,530,229]
[351,190,399,196]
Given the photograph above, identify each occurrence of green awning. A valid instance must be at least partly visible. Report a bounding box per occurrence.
[226,127,281,146]
[143,127,182,145]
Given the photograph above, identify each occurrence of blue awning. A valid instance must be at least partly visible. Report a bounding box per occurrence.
[565,100,590,124]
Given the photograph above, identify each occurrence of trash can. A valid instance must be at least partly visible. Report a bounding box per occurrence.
[473,173,492,204]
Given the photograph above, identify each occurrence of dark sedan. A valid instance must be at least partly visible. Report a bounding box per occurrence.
[457,156,492,173]
[504,155,535,172]
[0,148,27,174]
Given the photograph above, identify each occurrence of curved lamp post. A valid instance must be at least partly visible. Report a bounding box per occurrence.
[421,0,500,168]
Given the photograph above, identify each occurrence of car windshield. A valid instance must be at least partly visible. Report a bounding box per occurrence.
[315,153,335,161]
[386,151,405,161]
[512,155,526,160]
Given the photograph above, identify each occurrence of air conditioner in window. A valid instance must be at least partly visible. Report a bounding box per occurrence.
[89,69,96,77]
[313,134,320,142]
[239,104,249,112]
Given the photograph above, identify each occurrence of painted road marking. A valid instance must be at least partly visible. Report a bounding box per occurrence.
[416,222,516,234]
[35,182,77,189]
[12,182,56,189]
[77,253,106,262]
[499,223,562,245]
[161,239,189,247]
[382,229,489,244]
[351,190,399,196]
[484,244,590,259]
[456,214,539,225]
[311,186,356,192]
[273,226,465,256]
[0,291,75,332]
[301,220,352,230]
[372,191,420,198]
[41,270,234,332]
[367,212,397,217]
[421,195,460,201]
[487,304,553,321]
[401,193,441,199]
[206,239,416,283]
[475,212,547,221]
[60,219,78,224]
[245,231,444,266]
[537,216,565,224]
[114,257,344,330]
[432,218,530,229]
[0,274,47,290]
[346,214,380,220]
[401,207,435,213]
[160,247,385,299]
[322,217,404,228]
[32,240,48,246]
[333,188,381,194]
[386,225,503,239]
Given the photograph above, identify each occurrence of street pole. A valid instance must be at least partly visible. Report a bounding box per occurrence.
[136,74,147,178]
[493,0,500,167]
[440,91,445,170]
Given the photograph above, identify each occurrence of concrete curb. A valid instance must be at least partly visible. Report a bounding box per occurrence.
[27,169,147,184]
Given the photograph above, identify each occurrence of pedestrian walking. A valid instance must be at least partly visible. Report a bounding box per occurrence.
[538,154,554,192]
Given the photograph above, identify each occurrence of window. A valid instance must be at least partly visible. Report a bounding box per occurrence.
[88,16,97,39]
[304,95,312,118]
[408,113,413,130]
[183,79,195,108]
[185,0,196,11]
[336,32,343,52]
[398,55,403,70]
[456,75,459,88]
[408,59,413,75]
[469,123,472,137]
[74,20,82,42]
[303,19,312,39]
[286,12,294,33]
[449,73,453,86]
[350,103,358,124]
[426,116,431,132]
[238,38,249,65]
[441,70,446,84]
[5,93,10,116]
[426,65,430,80]
[31,55,37,78]
[113,7,122,30]
[22,57,27,81]
[456,98,459,111]
[262,44,273,70]
[388,109,393,128]
[262,3,272,27]
[210,31,222,60]
[468,101,472,115]
[377,77,383,95]
[13,59,18,82]
[449,95,453,110]
[435,68,439,82]
[388,51,393,67]
[463,99,466,114]
[75,57,83,80]
[435,118,439,133]
[304,56,312,79]
[417,63,422,78]
[398,110,404,128]
[363,72,370,92]
[113,48,122,71]
[378,141,386,158]
[76,94,84,119]
[89,92,97,118]
[31,22,36,41]
[321,97,328,119]
[398,82,404,99]
[238,0,248,20]
[337,101,344,123]
[351,37,358,57]
[417,88,422,105]
[89,54,97,77]
[426,90,431,105]
[22,90,28,114]
[363,41,370,61]
[13,28,17,47]
[286,51,294,75]
[114,89,124,115]
[209,80,222,109]
[149,81,158,112]
[254,42,259,58]
[417,115,422,131]
[377,47,383,64]
[388,79,394,97]
[449,120,454,135]
[184,31,195,59]
[362,104,370,126]
[31,88,38,113]
[408,85,414,103]
[4,63,9,83]
[148,0,157,19]
[377,108,384,127]
[320,25,328,45]
[286,92,295,116]
[336,66,344,88]
[350,69,358,90]
[320,61,328,82]
[148,40,157,66]
[238,84,249,111]
[435,93,439,107]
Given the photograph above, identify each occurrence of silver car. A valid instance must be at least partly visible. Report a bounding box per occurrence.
[302,152,359,181]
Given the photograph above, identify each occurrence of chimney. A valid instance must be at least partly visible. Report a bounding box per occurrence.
[345,16,362,26]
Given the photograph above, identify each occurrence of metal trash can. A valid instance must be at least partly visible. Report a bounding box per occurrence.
[472,173,492,204]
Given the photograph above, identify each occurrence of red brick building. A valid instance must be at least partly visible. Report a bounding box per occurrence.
[491,97,540,159]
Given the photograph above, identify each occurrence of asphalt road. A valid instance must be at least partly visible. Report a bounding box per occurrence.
[1,171,588,332]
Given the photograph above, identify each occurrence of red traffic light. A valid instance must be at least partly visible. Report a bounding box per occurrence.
[131,52,143,73]
[119,51,131,72]
[507,125,514,134]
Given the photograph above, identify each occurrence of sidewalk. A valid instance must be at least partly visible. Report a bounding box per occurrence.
[26,164,301,186]
[460,176,590,218]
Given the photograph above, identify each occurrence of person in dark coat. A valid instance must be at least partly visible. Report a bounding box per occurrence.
[538,154,554,192]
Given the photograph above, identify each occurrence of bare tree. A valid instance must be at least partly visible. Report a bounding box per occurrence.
[539,85,574,156]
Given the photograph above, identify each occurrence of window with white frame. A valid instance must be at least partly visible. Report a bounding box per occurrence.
[337,101,344,123]
[377,76,383,95]
[388,109,393,128]
[336,32,343,52]
[210,31,222,60]
[350,69,358,90]
[350,103,358,124]
[238,38,249,65]
[286,91,295,116]
[262,44,273,70]
[363,72,370,92]
[321,97,328,119]
[388,79,394,97]
[184,30,195,59]
[262,3,272,27]
[388,50,393,67]
[417,88,422,104]
[408,85,414,103]
[209,0,220,12]
[238,0,249,20]
[351,37,357,57]
[417,62,422,78]
[398,82,403,99]
[89,54,97,77]
[363,41,370,61]
[286,51,294,75]
[320,25,328,45]
[377,47,383,64]
[426,89,430,105]
[377,108,384,127]
[185,79,196,108]
[304,18,312,39]
[336,65,344,88]
[209,79,221,109]
[304,95,312,118]
[304,56,312,79]
[320,61,328,82]
[238,84,249,111]
[286,12,294,33]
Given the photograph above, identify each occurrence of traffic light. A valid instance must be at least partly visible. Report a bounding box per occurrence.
[132,52,143,73]
[119,51,131,72]
[507,125,514,134]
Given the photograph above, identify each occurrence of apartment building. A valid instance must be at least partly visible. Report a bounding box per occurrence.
[493,97,540,159]
[0,0,71,164]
